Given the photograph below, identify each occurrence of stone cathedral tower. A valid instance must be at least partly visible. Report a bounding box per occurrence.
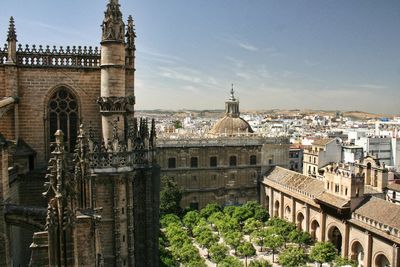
[0,1,160,266]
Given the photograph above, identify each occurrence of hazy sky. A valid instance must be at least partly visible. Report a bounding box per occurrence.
[0,0,399,114]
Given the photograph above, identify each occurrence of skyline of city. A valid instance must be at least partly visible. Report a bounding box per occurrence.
[0,0,399,114]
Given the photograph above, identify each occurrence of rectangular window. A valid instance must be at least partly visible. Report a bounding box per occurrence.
[190,157,198,168]
[210,156,217,167]
[268,159,273,165]
[168,157,176,168]
[250,155,257,165]
[229,156,237,166]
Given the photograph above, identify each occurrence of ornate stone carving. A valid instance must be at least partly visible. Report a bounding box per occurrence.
[7,17,17,42]
[96,95,135,113]
[87,118,157,171]
[43,130,76,230]
[102,0,125,42]
[73,124,92,209]
[125,15,136,51]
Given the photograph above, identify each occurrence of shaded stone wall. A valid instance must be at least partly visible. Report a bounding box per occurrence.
[17,68,101,167]
[157,141,290,209]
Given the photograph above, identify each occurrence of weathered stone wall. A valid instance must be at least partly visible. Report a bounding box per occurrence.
[16,67,101,167]
[157,144,262,209]
[75,216,97,267]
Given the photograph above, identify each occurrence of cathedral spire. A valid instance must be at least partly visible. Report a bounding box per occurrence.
[6,16,17,63]
[125,15,136,50]
[225,85,240,118]
[7,16,17,42]
[101,0,125,42]
[229,83,236,101]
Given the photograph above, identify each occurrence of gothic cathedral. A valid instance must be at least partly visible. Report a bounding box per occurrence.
[0,1,160,266]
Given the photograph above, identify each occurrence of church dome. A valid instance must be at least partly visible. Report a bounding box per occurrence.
[209,85,254,136]
[210,116,254,136]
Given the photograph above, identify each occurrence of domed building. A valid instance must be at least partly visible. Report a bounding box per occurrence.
[209,86,254,136]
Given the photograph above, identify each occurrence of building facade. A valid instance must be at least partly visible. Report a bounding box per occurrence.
[0,1,160,266]
[261,157,399,267]
[302,138,342,178]
[157,89,290,209]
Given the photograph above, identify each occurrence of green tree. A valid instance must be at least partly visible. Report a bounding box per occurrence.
[160,214,181,228]
[254,208,269,222]
[309,242,338,266]
[219,256,243,267]
[216,217,240,236]
[251,228,268,252]
[237,242,256,267]
[242,201,269,222]
[196,230,219,257]
[223,205,238,217]
[209,243,229,266]
[160,176,182,215]
[159,234,178,267]
[200,203,221,220]
[171,242,201,265]
[278,246,307,267]
[333,256,357,267]
[233,206,253,225]
[183,210,200,236]
[267,218,296,245]
[224,231,243,254]
[288,229,313,247]
[264,228,285,263]
[243,218,263,237]
[192,218,210,238]
[248,259,272,267]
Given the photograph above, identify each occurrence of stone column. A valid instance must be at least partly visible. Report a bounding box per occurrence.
[305,204,310,232]
[343,222,350,258]
[269,187,274,217]
[280,193,284,219]
[393,243,400,267]
[291,197,296,223]
[320,211,326,242]
[365,231,373,267]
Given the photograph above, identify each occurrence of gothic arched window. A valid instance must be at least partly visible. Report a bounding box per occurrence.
[48,87,79,152]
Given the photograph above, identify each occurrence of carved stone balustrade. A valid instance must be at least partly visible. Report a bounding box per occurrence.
[0,44,101,68]
[89,149,156,173]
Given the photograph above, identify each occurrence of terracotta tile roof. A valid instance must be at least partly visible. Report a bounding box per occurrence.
[264,166,324,198]
[315,192,350,209]
[353,196,400,230]
[312,138,335,146]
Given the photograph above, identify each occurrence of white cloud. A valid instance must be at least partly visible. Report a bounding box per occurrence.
[238,42,258,52]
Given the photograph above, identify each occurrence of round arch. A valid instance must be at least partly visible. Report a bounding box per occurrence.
[284,205,291,220]
[296,212,305,231]
[310,219,320,241]
[350,240,364,267]
[274,200,280,217]
[327,225,342,255]
[374,252,390,267]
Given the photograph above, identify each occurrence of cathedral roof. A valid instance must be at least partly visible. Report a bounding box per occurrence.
[209,85,254,136]
[209,116,254,136]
